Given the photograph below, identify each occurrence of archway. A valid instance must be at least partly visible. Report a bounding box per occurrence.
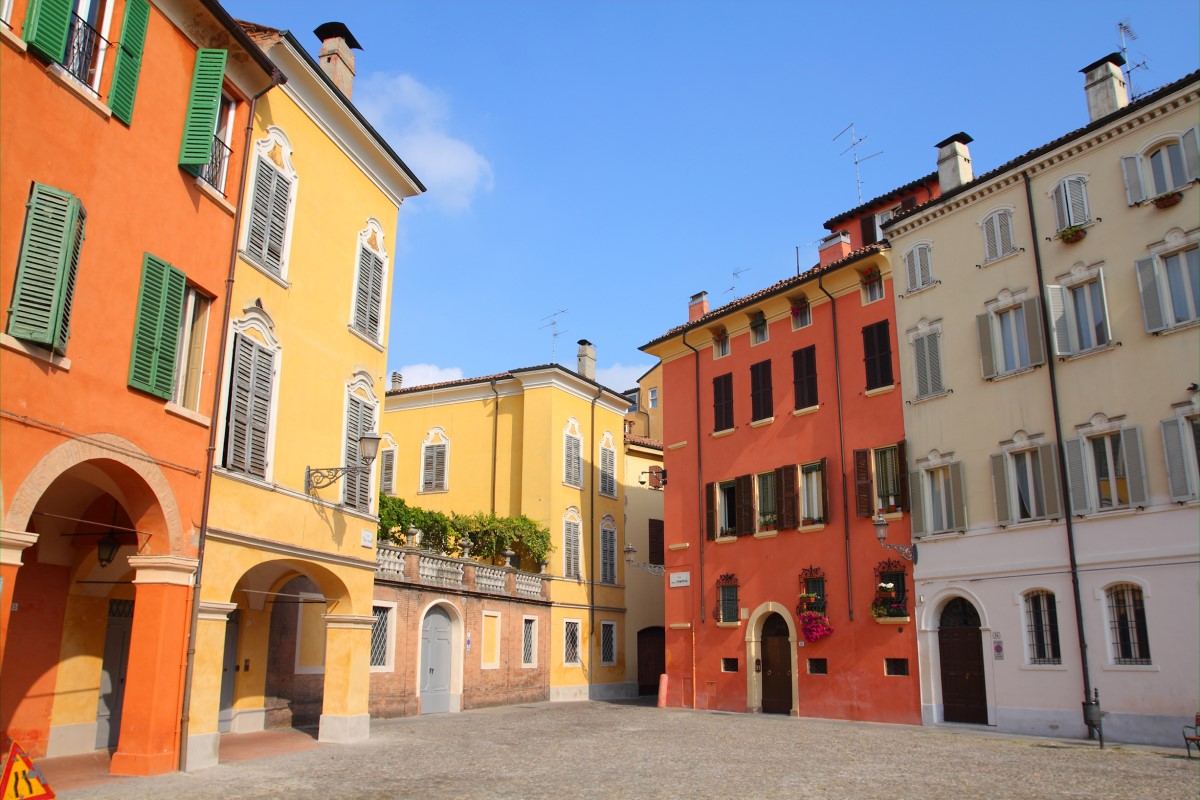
[938,597,987,724]
[759,614,793,714]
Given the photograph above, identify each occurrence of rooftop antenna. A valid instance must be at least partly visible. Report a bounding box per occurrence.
[834,122,883,203]
[723,267,752,296]
[539,309,568,363]
[1118,20,1149,97]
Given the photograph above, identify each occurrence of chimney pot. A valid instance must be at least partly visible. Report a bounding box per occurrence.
[576,339,596,381]
[313,21,361,98]
[818,231,852,266]
[1080,52,1128,123]
[935,132,974,191]
[390,372,402,391]
[688,291,710,322]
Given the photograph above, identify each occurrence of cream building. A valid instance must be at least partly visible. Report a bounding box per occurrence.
[886,55,1198,745]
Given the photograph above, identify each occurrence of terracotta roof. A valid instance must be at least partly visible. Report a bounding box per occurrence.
[885,70,1200,229]
[237,19,282,43]
[625,434,663,451]
[640,243,888,350]
[822,172,938,230]
[387,364,627,399]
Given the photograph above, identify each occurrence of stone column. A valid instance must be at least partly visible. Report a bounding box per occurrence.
[318,613,374,743]
[109,555,197,776]
[0,530,38,667]
[184,600,237,771]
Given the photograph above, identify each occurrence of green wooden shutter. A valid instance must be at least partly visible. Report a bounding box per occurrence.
[7,183,84,353]
[109,0,151,125]
[179,49,228,170]
[128,254,186,399]
[23,0,71,63]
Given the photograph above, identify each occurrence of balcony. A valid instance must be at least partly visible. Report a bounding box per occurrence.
[375,543,548,600]
[196,135,233,194]
[63,14,108,93]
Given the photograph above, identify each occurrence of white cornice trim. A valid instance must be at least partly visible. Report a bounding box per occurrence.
[129,555,199,586]
[513,368,629,413]
[198,601,239,621]
[385,378,523,411]
[324,613,376,630]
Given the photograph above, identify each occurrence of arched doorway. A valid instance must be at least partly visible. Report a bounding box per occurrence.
[760,613,792,714]
[938,597,987,724]
[636,626,665,696]
[420,606,453,713]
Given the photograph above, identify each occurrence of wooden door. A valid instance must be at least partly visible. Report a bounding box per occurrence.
[420,606,452,714]
[637,626,665,695]
[760,614,792,714]
[938,598,987,724]
[95,599,133,749]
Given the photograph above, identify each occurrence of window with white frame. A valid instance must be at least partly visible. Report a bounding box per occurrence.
[351,220,387,342]
[1052,176,1090,232]
[521,616,537,667]
[599,432,616,497]
[242,128,297,279]
[420,428,448,492]
[1105,583,1151,665]
[647,387,658,408]
[1136,244,1200,332]
[1046,267,1110,356]
[172,286,212,411]
[563,619,581,665]
[369,603,395,671]
[800,460,825,524]
[862,269,884,303]
[343,392,375,511]
[1161,413,1200,502]
[749,311,768,345]
[910,325,945,399]
[1023,590,1061,665]
[563,418,583,487]
[600,620,616,665]
[1,0,15,26]
[756,471,777,531]
[600,516,616,584]
[790,297,812,329]
[912,460,966,536]
[1121,127,1199,204]
[1063,424,1147,514]
[563,508,582,579]
[853,443,906,516]
[981,209,1017,262]
[991,440,1060,525]
[903,244,933,291]
[712,329,730,357]
[873,445,901,512]
[717,480,738,536]
[978,296,1045,379]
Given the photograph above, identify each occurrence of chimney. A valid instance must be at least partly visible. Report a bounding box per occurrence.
[1080,53,1128,122]
[688,291,710,322]
[576,339,596,380]
[390,371,402,391]
[935,132,974,191]
[313,22,362,98]
[818,231,852,266]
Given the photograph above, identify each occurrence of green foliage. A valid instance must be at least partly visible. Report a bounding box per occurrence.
[378,495,552,570]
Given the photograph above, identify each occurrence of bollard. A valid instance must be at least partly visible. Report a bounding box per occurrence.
[657,673,669,708]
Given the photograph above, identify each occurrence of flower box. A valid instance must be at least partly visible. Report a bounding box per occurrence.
[873,615,911,625]
[1152,191,1183,209]
[1058,226,1087,244]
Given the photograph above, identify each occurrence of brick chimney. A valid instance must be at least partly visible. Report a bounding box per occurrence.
[1080,53,1128,123]
[818,231,852,266]
[390,371,402,391]
[576,339,596,380]
[314,22,361,98]
[688,291,710,322]
[935,132,974,191]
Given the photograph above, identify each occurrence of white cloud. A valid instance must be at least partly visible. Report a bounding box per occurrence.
[356,73,494,213]
[596,363,653,392]
[395,363,465,387]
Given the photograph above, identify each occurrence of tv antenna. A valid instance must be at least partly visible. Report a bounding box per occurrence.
[539,309,568,362]
[834,122,882,203]
[1117,20,1149,97]
[723,267,752,296]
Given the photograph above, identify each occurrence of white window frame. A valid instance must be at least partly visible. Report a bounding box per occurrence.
[599,620,617,666]
[348,219,389,345]
[599,432,617,498]
[913,451,966,537]
[903,243,934,292]
[925,465,953,533]
[1138,233,1200,333]
[712,330,730,358]
[647,387,658,408]
[171,285,212,412]
[62,0,115,94]
[563,418,583,488]
[980,208,1017,263]
[870,445,901,513]
[239,127,299,284]
[749,311,769,345]
[600,515,617,585]
[209,94,237,193]
[342,373,378,513]
[790,297,812,330]
[861,271,885,304]
[906,319,945,401]
[800,460,824,524]
[755,470,777,532]
[1051,174,1091,232]
[481,610,501,670]
[379,444,396,496]
[1161,403,1200,503]
[419,427,450,493]
[369,601,397,673]
[562,507,582,579]
[1064,415,1148,516]
[980,289,1043,378]
[563,618,582,666]
[1021,589,1062,666]
[874,206,898,242]
[717,479,737,536]
[1009,447,1047,521]
[995,303,1031,374]
[215,307,282,484]
[521,615,538,668]
[1046,263,1111,357]
[1122,127,1199,204]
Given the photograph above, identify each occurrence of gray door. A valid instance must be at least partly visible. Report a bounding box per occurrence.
[95,599,134,750]
[218,610,240,733]
[419,606,452,714]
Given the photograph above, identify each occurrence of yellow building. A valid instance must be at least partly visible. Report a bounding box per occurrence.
[183,22,422,769]
[380,341,634,701]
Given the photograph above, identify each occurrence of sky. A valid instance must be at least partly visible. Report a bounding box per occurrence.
[227,1,1199,392]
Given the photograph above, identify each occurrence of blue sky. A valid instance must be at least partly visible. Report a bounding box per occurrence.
[228,1,1199,391]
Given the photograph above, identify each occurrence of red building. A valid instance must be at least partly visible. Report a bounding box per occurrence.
[641,175,937,721]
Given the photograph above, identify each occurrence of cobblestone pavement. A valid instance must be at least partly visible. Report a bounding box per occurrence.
[65,701,1196,800]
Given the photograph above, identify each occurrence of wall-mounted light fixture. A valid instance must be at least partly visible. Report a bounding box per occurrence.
[637,467,667,489]
[873,513,916,563]
[623,543,665,576]
[305,432,382,492]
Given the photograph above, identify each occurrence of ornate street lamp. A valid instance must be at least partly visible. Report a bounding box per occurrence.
[623,543,665,577]
[305,431,382,492]
[873,513,917,563]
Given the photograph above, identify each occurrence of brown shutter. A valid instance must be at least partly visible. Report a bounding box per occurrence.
[901,196,917,211]
[819,457,830,523]
[735,474,755,535]
[705,482,716,540]
[860,215,877,245]
[854,449,872,516]
[896,440,909,512]
[777,465,798,529]
[648,519,664,566]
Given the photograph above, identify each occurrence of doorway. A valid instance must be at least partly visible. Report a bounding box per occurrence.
[217,610,240,734]
[95,598,134,750]
[760,613,792,714]
[938,597,987,724]
[636,626,665,696]
[420,606,452,713]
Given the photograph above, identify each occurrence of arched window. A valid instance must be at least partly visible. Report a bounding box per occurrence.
[563,419,583,488]
[981,209,1016,262]
[600,515,617,585]
[562,507,582,579]
[1122,128,1198,203]
[242,127,298,279]
[1052,176,1090,232]
[904,244,933,291]
[350,219,388,343]
[1023,590,1061,664]
[1105,583,1151,665]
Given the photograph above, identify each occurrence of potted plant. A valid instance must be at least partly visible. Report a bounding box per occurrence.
[1057,225,1087,243]
[1153,191,1184,209]
[799,610,833,642]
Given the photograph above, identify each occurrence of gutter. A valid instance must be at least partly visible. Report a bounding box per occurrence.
[489,379,499,515]
[817,274,854,621]
[587,384,601,692]
[680,329,705,625]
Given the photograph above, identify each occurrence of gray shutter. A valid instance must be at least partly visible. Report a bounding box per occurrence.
[224,334,254,472]
[917,245,932,286]
[908,471,926,538]
[1182,126,1199,183]
[601,525,615,583]
[1038,443,1061,519]
[913,335,929,397]
[367,250,383,339]
[601,447,615,496]
[380,449,395,496]
[343,398,362,506]
[949,461,967,531]
[433,444,446,490]
[1053,183,1068,231]
[565,521,580,579]
[998,211,1014,255]
[990,454,1011,525]
[1066,178,1088,224]
[422,444,437,491]
[247,341,273,477]
[1120,427,1148,508]
[1063,438,1091,516]
[976,313,997,379]
[983,215,999,261]
[1161,417,1196,502]
[353,246,372,334]
[926,333,943,394]
[1134,257,1167,333]
[1044,284,1073,356]
[905,249,918,290]
[1023,298,1045,367]
[266,172,292,271]
[1121,155,1145,205]
[245,159,275,268]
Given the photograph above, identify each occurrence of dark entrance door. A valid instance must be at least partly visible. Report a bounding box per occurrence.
[218,610,240,733]
[938,598,988,724]
[760,613,792,714]
[637,626,665,695]
[420,606,452,714]
[95,598,134,749]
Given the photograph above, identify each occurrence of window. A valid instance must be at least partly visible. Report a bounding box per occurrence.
[978,298,1046,379]
[792,346,817,410]
[904,244,933,290]
[481,611,500,670]
[756,472,777,531]
[981,210,1016,262]
[563,511,582,579]
[717,576,739,623]
[625,391,638,412]
[563,620,581,665]
[1,0,14,26]
[172,286,212,411]
[873,446,901,512]
[721,657,739,672]
[750,360,773,421]
[854,444,906,516]
[712,373,734,431]
[600,517,616,585]
[179,50,229,178]
[563,419,583,487]
[420,428,448,492]
[911,329,944,399]
[862,320,893,390]
[198,94,237,193]
[6,183,86,355]
[862,206,897,246]
[1121,128,1198,203]
[712,328,730,357]
[522,617,537,667]
[343,395,374,511]
[873,565,908,618]
[1052,176,1090,231]
[790,298,811,330]
[1136,245,1200,332]
[1161,414,1200,502]
[647,519,664,566]
[884,658,910,676]
[243,130,297,278]
[800,460,826,524]
[800,570,826,614]
[1023,591,1061,665]
[599,434,616,497]
[600,621,616,665]
[647,387,658,408]
[1046,273,1110,356]
[807,658,828,675]
[716,480,738,536]
[706,475,755,538]
[1063,425,1148,515]
[128,254,187,400]
[369,604,394,671]
[913,462,966,536]
[862,270,884,303]
[351,222,386,342]
[379,448,396,496]
[992,444,1059,524]
[749,311,768,345]
[1106,584,1151,665]
[222,332,274,478]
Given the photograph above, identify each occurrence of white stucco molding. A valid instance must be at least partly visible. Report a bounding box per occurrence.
[324,613,376,630]
[918,586,992,632]
[130,554,199,586]
[198,600,238,621]
[0,530,39,566]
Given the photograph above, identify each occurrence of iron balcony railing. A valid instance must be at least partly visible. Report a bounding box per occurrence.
[197,135,233,194]
[64,13,109,92]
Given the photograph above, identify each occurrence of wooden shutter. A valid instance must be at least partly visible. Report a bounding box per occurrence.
[564,435,581,486]
[1065,178,1088,225]
[750,360,772,420]
[266,172,292,269]
[735,474,754,535]
[380,449,395,496]
[990,453,1011,525]
[1134,257,1167,333]
[648,519,664,565]
[108,0,150,124]
[818,457,829,523]
[904,249,918,290]
[23,0,71,63]
[247,344,272,477]
[564,521,579,578]
[245,159,276,268]
[432,444,446,491]
[1044,285,1073,356]
[421,444,437,491]
[917,244,932,285]
[1161,418,1197,502]
[1062,438,1091,515]
[353,247,384,339]
[997,211,1014,255]
[601,525,615,583]
[713,373,733,430]
[7,183,85,353]
[913,335,929,397]
[343,397,372,509]
[1022,298,1046,367]
[776,464,798,530]
[1052,183,1068,231]
[128,254,186,399]
[1038,443,1061,519]
[179,49,228,169]
[949,461,967,531]
[1183,127,1200,183]
[908,471,926,538]
[1121,427,1148,508]
[224,334,254,472]
[983,215,999,261]
[853,449,872,517]
[601,447,615,496]
[860,215,877,246]
[925,333,943,394]
[976,313,997,379]
[1121,155,1145,206]
[793,346,817,409]
[895,440,909,512]
[705,482,716,540]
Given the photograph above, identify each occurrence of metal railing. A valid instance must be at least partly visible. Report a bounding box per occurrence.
[197,135,233,194]
[63,13,108,92]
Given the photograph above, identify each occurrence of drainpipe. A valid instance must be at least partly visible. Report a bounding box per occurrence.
[1021,170,1093,726]
[681,329,705,623]
[179,73,281,772]
[817,274,854,621]
[489,379,499,515]
[587,385,601,692]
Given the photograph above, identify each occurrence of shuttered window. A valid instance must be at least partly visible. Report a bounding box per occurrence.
[128,254,187,400]
[563,433,582,487]
[7,183,86,355]
[1053,177,1090,231]
[1161,416,1199,502]
[713,373,733,431]
[978,298,1045,379]
[563,520,581,579]
[735,474,755,535]
[749,311,768,344]
[421,443,447,492]
[862,320,892,390]
[108,0,150,123]
[1064,429,1147,514]
[379,449,396,496]
[1136,247,1200,333]
[179,49,228,172]
[750,360,773,421]
[599,444,616,497]
[1046,276,1110,356]
[351,244,384,341]
[172,287,211,411]
[756,471,777,530]
[647,519,664,566]
[904,244,933,290]
[222,333,274,478]
[912,330,944,399]
[600,522,616,584]
[1122,128,1199,204]
[914,462,966,537]
[800,460,826,524]
[992,444,1060,524]
[343,395,374,511]
[23,0,72,62]
[792,346,817,410]
[776,464,798,529]
[244,157,294,276]
[982,210,1016,262]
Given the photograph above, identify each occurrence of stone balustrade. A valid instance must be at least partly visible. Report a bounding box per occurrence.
[376,544,405,580]
[376,545,547,600]
[475,565,507,593]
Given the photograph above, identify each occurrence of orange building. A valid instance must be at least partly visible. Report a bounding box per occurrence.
[641,175,936,722]
[0,0,275,775]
